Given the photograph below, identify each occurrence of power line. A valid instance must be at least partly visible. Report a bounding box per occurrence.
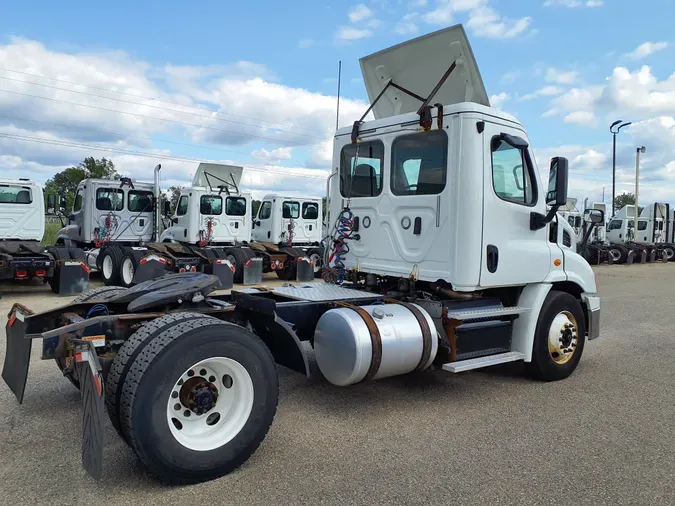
[0,67,322,135]
[0,74,325,140]
[0,132,329,181]
[0,87,328,148]
[0,113,259,158]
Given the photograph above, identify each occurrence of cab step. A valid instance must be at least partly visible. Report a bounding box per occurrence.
[444,306,530,321]
[441,351,526,373]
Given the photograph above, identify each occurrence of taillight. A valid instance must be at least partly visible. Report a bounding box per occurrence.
[15,270,27,278]
[35,270,47,277]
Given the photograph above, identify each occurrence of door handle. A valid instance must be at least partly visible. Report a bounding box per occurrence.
[487,245,499,273]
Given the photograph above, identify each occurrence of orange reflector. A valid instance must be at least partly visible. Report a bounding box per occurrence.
[8,313,16,328]
[245,259,252,268]
[81,263,91,273]
[554,259,562,267]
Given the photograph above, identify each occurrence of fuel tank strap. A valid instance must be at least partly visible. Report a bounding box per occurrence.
[395,302,433,371]
[345,306,383,381]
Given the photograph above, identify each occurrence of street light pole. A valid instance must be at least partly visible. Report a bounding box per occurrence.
[610,120,632,216]
[634,146,646,242]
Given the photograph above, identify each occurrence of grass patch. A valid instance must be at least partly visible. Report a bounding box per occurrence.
[42,221,62,246]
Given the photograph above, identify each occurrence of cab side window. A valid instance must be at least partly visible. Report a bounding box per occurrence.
[491,137,535,206]
[259,201,272,220]
[73,189,83,213]
[176,196,189,216]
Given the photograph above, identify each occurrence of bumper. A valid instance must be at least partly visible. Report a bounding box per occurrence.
[581,293,600,340]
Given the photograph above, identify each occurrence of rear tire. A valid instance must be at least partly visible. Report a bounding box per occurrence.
[100,246,124,286]
[664,244,675,262]
[55,286,129,389]
[224,248,255,284]
[307,247,324,278]
[116,315,278,484]
[119,249,145,288]
[527,290,586,382]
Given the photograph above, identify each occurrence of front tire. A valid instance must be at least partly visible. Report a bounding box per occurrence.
[116,315,279,484]
[527,290,586,382]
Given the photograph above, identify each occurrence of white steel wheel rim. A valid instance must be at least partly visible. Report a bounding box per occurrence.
[102,255,114,279]
[121,258,134,285]
[667,248,674,260]
[310,253,322,272]
[547,311,579,365]
[609,249,621,261]
[167,357,254,451]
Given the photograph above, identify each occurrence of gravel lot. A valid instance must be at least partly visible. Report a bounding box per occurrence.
[1,265,674,506]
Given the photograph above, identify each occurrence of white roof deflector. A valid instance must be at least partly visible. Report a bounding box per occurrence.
[192,163,243,194]
[359,24,490,120]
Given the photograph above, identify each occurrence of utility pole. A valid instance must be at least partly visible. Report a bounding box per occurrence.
[610,120,632,216]
[634,146,646,242]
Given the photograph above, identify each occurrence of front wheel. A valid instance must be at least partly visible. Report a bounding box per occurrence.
[527,290,586,382]
[118,315,279,484]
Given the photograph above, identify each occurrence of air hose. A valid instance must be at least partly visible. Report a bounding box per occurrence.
[321,207,354,284]
[199,218,215,248]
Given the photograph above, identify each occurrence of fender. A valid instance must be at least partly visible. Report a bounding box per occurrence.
[511,283,552,362]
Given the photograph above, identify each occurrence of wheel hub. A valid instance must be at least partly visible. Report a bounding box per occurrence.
[180,377,219,415]
[548,312,579,365]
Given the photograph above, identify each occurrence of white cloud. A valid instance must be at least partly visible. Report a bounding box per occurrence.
[501,71,520,84]
[563,110,597,126]
[466,6,533,39]
[395,13,420,35]
[335,26,374,41]
[0,37,373,198]
[367,18,383,28]
[519,85,565,101]
[348,4,374,22]
[545,67,580,84]
[543,0,603,6]
[490,92,511,108]
[298,38,315,49]
[421,1,533,39]
[624,41,669,61]
[250,146,293,164]
[409,0,428,6]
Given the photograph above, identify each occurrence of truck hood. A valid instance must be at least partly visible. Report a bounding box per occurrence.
[359,23,489,120]
[193,163,244,192]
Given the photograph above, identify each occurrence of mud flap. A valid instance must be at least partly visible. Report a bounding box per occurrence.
[243,257,263,285]
[213,259,234,290]
[132,254,170,284]
[75,342,105,480]
[1,306,33,403]
[58,261,90,296]
[295,256,314,283]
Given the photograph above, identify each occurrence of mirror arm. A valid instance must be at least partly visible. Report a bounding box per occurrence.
[577,221,598,256]
[530,204,561,231]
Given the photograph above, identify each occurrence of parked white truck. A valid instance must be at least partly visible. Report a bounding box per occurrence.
[54,163,316,287]
[4,24,602,486]
[0,178,89,294]
[252,193,325,277]
[606,203,673,262]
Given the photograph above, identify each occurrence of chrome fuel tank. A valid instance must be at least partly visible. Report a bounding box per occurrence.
[314,303,438,386]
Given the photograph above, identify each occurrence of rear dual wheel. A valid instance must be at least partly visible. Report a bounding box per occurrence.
[105,313,278,484]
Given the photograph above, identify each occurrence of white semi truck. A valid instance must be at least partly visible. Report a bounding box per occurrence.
[3,24,602,485]
[252,193,325,278]
[0,178,89,294]
[606,203,674,262]
[54,164,316,287]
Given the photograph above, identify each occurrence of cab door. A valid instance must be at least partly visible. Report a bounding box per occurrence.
[253,200,273,242]
[479,122,556,287]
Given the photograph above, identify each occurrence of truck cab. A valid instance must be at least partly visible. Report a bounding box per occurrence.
[327,27,596,296]
[160,163,252,246]
[0,179,45,242]
[252,194,323,246]
[606,203,670,244]
[56,178,155,248]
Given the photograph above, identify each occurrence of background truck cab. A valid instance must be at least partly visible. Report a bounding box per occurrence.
[252,194,323,246]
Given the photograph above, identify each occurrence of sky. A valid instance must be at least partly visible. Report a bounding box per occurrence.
[1,0,674,206]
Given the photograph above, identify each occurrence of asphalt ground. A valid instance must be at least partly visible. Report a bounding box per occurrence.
[1,265,673,506]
